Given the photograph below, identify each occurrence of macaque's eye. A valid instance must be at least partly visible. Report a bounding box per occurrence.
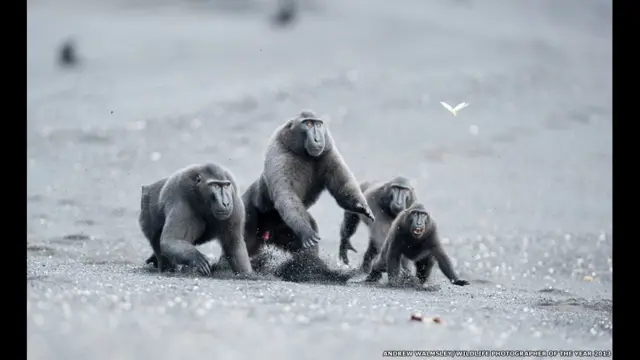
[306,120,313,128]
[316,121,323,128]
[195,174,202,184]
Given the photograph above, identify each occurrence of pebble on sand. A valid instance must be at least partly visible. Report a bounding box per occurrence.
[410,313,442,324]
[583,275,594,282]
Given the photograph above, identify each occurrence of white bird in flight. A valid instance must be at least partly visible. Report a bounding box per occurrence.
[440,101,469,116]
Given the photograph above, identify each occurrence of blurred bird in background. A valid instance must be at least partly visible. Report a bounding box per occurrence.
[58,38,79,68]
[271,0,298,27]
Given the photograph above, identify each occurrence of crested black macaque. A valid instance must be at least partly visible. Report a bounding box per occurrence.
[139,163,253,277]
[222,110,374,283]
[338,177,417,272]
[365,203,469,287]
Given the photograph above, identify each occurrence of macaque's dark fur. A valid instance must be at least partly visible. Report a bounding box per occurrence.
[139,163,253,277]
[365,203,469,288]
[273,250,358,283]
[220,110,374,283]
[214,246,358,284]
[338,177,417,272]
